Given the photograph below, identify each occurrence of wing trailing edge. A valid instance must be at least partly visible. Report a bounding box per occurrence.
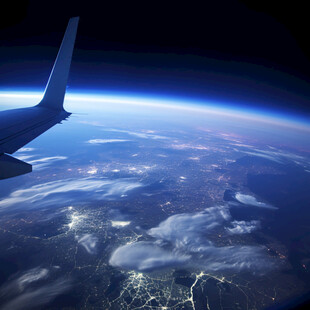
[0,17,79,180]
[0,154,32,180]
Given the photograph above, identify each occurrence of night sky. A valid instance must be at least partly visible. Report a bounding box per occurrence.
[0,1,310,118]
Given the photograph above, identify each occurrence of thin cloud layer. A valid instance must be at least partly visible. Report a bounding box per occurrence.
[15,147,35,153]
[0,267,49,298]
[28,156,67,170]
[0,178,143,210]
[105,129,168,140]
[0,267,70,310]
[1,279,70,310]
[240,147,309,168]
[79,122,169,140]
[87,139,130,144]
[76,234,98,254]
[15,150,67,170]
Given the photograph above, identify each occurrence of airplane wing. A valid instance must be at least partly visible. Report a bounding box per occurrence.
[0,17,79,180]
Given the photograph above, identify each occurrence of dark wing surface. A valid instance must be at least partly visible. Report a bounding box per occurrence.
[0,17,79,180]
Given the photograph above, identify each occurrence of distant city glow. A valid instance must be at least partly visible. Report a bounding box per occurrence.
[0,89,309,130]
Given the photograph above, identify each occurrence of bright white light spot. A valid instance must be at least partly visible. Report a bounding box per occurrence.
[67,212,87,230]
[87,167,98,175]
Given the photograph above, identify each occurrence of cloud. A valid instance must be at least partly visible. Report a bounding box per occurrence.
[111,221,131,228]
[109,242,189,271]
[0,178,143,211]
[14,152,67,170]
[235,193,277,210]
[76,234,98,254]
[0,267,70,310]
[28,156,67,170]
[15,147,35,152]
[241,151,283,163]
[0,278,70,310]
[170,143,209,150]
[226,220,260,234]
[87,139,130,144]
[103,128,169,140]
[80,123,169,140]
[240,148,308,167]
[192,245,271,272]
[148,206,230,248]
[110,206,273,273]
[0,267,49,298]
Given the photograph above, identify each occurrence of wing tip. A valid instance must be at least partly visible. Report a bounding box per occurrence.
[37,17,79,112]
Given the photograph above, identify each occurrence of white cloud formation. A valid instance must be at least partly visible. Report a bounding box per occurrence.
[0,278,70,310]
[14,152,67,170]
[240,148,309,168]
[111,221,131,228]
[226,220,260,234]
[0,178,143,210]
[170,143,209,150]
[148,206,230,248]
[235,193,277,209]
[109,242,189,271]
[14,155,34,161]
[16,147,35,152]
[110,206,273,273]
[241,151,283,163]
[0,267,49,297]
[76,234,98,254]
[79,122,168,140]
[104,128,168,140]
[0,267,70,310]
[28,156,67,170]
[87,139,130,144]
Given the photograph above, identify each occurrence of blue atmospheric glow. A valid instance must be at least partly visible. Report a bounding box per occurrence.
[0,88,309,130]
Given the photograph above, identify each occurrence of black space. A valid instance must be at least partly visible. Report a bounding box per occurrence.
[0,0,310,117]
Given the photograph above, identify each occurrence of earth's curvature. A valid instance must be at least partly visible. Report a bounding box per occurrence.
[0,92,310,309]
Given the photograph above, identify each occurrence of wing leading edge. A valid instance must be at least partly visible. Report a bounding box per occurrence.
[0,17,79,180]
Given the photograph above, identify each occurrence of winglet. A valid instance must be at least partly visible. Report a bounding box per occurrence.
[38,17,79,111]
